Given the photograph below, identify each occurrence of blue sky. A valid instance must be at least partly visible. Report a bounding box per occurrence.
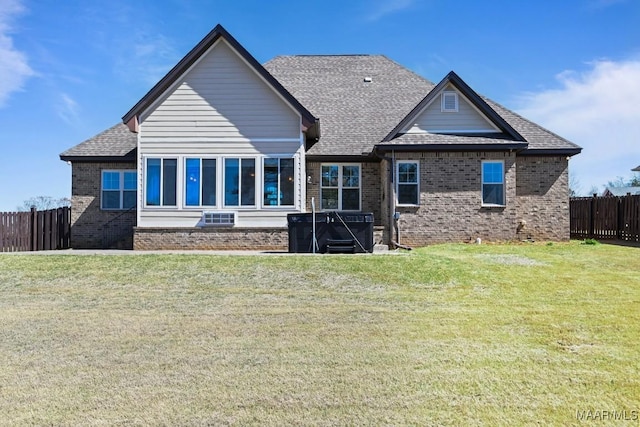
[0,0,639,211]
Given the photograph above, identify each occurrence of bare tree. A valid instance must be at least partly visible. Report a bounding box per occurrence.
[18,196,71,212]
[569,173,582,197]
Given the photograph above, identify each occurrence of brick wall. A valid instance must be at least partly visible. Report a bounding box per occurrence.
[305,161,382,225]
[134,227,288,250]
[515,155,570,241]
[391,151,518,246]
[70,162,137,249]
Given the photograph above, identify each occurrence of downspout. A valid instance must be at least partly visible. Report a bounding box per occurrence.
[390,150,412,251]
[373,148,411,250]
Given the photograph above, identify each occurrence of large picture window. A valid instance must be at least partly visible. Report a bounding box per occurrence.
[321,164,360,210]
[396,161,419,205]
[482,160,505,206]
[185,158,217,207]
[101,170,136,210]
[146,158,177,206]
[224,158,255,207]
[263,158,295,207]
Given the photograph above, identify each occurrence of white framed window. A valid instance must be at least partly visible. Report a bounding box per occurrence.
[321,164,361,211]
[441,91,458,112]
[185,158,217,207]
[263,157,295,207]
[102,170,137,210]
[481,160,505,206]
[396,161,419,206]
[145,158,177,207]
[224,158,256,208]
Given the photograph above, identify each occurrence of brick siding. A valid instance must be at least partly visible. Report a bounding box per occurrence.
[70,162,137,249]
[69,155,569,250]
[134,227,288,250]
[305,161,382,225]
[515,156,570,241]
[389,152,518,246]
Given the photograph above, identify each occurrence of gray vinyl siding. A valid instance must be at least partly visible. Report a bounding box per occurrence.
[408,85,499,133]
[139,39,301,141]
[136,38,306,228]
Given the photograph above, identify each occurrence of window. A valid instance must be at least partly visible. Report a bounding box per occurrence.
[101,170,137,210]
[482,161,505,206]
[146,158,177,206]
[397,161,419,205]
[185,158,217,207]
[321,164,360,210]
[224,158,255,207]
[441,91,458,112]
[263,158,295,207]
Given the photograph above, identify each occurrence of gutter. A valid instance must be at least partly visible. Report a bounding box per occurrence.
[375,142,528,152]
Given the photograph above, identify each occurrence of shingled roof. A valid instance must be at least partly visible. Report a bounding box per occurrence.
[61,50,581,161]
[60,123,136,162]
[265,55,581,157]
[264,55,435,157]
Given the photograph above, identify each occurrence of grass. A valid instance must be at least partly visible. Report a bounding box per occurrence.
[0,242,639,426]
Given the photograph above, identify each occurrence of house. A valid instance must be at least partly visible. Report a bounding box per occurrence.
[60,24,581,250]
[602,186,640,197]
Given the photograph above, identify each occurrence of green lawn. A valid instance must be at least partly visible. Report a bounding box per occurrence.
[1,242,638,426]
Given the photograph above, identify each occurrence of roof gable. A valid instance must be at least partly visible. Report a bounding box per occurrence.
[122,24,318,138]
[383,71,525,143]
[403,83,501,134]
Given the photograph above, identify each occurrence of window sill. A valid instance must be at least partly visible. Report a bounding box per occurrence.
[481,204,506,208]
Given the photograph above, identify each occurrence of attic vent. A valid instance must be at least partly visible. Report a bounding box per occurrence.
[363,77,372,83]
[203,212,235,226]
[441,91,458,112]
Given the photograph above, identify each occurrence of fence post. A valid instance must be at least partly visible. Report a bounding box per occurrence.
[30,207,37,251]
[590,194,596,239]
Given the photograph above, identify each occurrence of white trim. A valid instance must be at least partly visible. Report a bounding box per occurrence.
[320,163,362,211]
[184,157,218,208]
[222,157,258,209]
[139,137,302,143]
[395,160,420,206]
[480,160,506,207]
[399,86,502,134]
[101,169,137,211]
[142,153,304,212]
[261,156,297,209]
[142,156,180,209]
[441,91,458,112]
[407,129,502,134]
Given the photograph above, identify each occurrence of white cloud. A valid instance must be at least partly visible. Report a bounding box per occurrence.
[516,59,640,195]
[365,0,415,22]
[56,92,80,125]
[0,0,34,106]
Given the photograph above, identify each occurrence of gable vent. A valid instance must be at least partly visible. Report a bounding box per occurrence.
[441,91,458,112]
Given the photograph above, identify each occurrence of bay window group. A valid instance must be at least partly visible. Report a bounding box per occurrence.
[143,156,297,209]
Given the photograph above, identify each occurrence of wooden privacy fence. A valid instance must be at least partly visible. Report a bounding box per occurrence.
[570,194,640,242]
[0,207,71,252]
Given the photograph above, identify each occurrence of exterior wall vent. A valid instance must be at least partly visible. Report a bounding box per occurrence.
[441,91,458,112]
[363,77,372,83]
[203,212,235,226]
